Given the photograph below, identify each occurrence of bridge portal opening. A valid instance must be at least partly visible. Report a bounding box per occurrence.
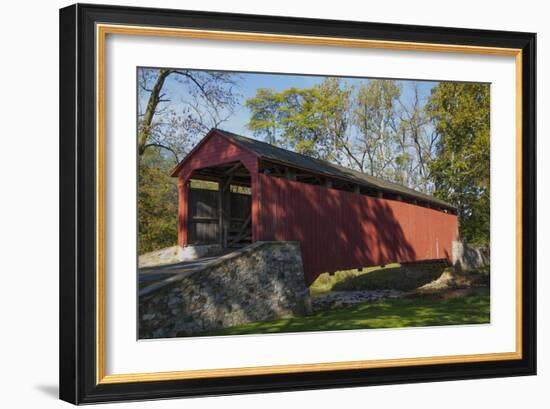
[187,161,252,248]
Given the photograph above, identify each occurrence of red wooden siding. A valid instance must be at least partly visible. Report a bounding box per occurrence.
[176,132,259,247]
[257,175,458,286]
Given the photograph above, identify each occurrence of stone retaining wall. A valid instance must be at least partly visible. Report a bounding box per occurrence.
[139,241,311,338]
[452,241,490,272]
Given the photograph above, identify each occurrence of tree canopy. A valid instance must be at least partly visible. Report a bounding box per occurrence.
[426,82,490,244]
[247,78,439,190]
[246,78,352,163]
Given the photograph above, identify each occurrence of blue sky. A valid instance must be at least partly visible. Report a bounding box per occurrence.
[139,69,439,137]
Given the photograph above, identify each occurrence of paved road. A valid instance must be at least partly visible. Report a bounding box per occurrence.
[138,250,233,288]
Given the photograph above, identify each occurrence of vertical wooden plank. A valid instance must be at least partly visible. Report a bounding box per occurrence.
[177,176,189,247]
[224,183,231,247]
[250,163,260,242]
[218,183,223,246]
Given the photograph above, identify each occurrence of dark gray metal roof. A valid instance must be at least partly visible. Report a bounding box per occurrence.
[216,129,455,211]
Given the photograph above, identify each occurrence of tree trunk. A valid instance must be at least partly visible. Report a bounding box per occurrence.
[138,69,172,156]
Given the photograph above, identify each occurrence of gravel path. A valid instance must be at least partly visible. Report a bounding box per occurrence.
[311,289,402,312]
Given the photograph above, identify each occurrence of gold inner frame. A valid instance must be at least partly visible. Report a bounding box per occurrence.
[96,23,523,385]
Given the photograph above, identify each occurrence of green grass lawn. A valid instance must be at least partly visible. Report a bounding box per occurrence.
[206,292,490,336]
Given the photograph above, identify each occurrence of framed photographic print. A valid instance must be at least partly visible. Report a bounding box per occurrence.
[59,3,536,404]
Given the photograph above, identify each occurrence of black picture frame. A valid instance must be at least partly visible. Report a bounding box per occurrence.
[59,3,536,404]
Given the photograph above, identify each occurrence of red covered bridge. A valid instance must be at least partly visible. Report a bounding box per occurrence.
[171,129,459,286]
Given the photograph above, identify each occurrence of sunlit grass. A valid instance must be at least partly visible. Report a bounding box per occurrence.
[205,293,490,336]
[308,262,451,296]
[309,264,401,297]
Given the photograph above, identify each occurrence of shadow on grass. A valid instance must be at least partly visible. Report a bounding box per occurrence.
[205,291,490,336]
[331,263,447,292]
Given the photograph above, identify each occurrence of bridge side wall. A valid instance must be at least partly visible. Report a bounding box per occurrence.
[258,175,459,286]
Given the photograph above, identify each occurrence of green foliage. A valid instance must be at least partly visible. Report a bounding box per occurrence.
[247,78,425,183]
[246,78,352,162]
[138,151,178,254]
[426,83,490,245]
[206,292,490,336]
[245,88,283,145]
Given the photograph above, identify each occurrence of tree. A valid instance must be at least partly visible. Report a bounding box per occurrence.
[247,78,440,189]
[246,78,353,163]
[426,82,490,244]
[136,68,241,253]
[245,88,283,145]
[138,68,240,162]
[138,149,178,254]
[354,79,401,177]
[316,78,357,167]
[397,84,439,193]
